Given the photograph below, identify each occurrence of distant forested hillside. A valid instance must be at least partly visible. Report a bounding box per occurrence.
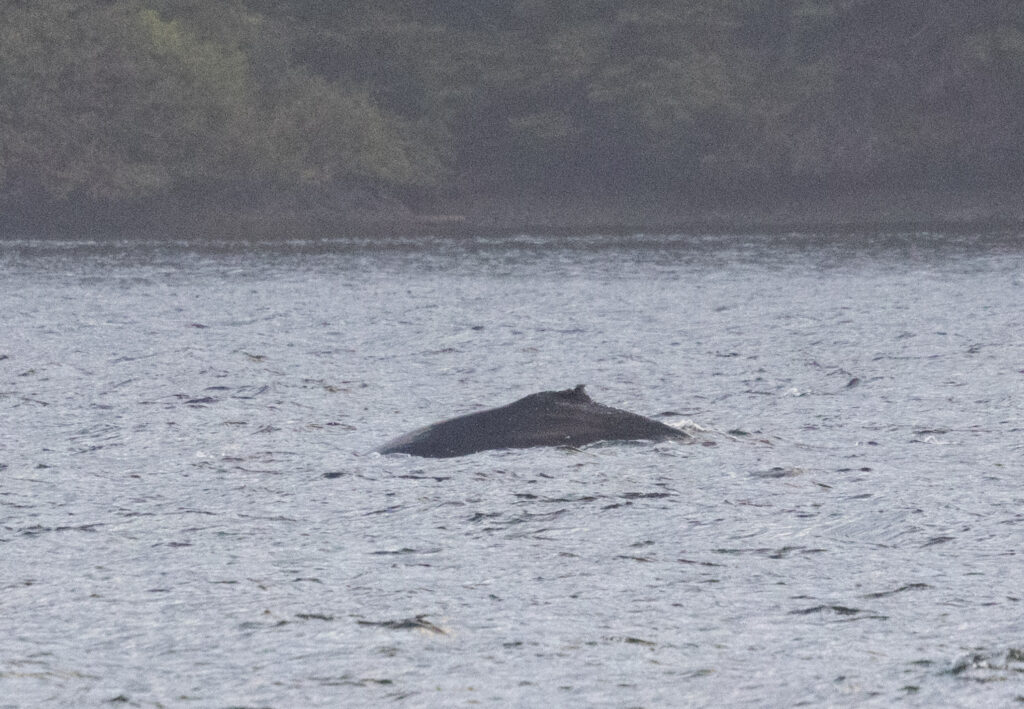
[2,0,1023,229]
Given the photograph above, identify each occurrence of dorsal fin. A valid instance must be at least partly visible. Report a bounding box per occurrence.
[556,384,590,402]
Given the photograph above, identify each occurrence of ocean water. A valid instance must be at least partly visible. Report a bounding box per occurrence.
[2,232,1023,707]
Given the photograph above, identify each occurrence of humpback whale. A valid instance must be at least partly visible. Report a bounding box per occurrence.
[377,385,690,458]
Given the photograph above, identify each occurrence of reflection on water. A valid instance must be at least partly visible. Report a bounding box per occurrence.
[2,233,1023,707]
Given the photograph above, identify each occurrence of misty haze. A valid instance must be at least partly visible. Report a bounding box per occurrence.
[3,3,1024,708]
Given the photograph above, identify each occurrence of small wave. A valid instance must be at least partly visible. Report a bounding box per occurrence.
[912,434,953,445]
[947,648,1024,682]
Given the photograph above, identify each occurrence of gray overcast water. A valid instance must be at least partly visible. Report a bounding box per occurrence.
[2,233,1023,707]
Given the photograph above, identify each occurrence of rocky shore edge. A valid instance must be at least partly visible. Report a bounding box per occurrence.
[3,187,1023,240]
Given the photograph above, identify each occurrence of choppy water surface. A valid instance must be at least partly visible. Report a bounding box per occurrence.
[2,232,1023,707]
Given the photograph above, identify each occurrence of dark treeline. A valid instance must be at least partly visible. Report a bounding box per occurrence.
[3,0,1023,229]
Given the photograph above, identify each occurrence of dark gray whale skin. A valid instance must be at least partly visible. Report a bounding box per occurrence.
[377,385,690,458]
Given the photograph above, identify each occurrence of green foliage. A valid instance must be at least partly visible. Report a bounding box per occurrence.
[0,0,446,212]
[2,0,1024,219]
[0,1,165,201]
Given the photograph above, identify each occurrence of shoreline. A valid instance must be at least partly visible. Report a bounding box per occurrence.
[3,187,1024,240]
